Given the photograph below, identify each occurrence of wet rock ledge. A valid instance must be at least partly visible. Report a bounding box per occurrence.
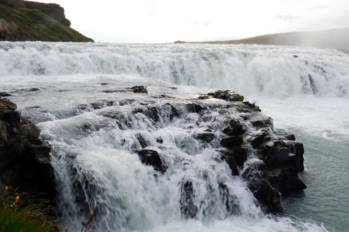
[84,86,307,214]
[0,98,55,202]
[0,87,307,217]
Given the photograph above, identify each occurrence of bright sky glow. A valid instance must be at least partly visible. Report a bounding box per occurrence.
[36,0,349,43]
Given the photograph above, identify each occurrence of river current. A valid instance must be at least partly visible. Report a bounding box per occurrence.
[0,42,348,232]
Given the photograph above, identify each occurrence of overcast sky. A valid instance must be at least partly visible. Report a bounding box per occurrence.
[36,0,349,43]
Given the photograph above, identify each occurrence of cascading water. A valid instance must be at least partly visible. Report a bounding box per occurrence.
[1,42,348,232]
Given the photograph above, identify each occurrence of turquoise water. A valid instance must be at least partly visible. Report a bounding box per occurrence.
[259,98,349,232]
[283,133,349,232]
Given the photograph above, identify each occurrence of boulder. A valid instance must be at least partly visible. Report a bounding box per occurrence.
[222,118,245,136]
[136,149,166,174]
[213,90,244,102]
[131,85,148,94]
[193,133,215,143]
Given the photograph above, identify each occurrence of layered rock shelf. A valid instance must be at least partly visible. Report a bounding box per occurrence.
[0,87,307,217]
[77,86,307,214]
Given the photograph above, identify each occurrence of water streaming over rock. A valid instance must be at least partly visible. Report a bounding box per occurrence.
[1,42,348,232]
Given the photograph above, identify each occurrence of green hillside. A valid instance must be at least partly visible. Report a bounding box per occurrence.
[0,3,88,42]
[190,28,349,51]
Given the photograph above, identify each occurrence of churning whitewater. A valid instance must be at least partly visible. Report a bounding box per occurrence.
[1,42,349,232]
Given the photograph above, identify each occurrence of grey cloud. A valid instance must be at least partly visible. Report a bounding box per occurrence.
[192,21,210,27]
[307,5,329,10]
[274,15,298,22]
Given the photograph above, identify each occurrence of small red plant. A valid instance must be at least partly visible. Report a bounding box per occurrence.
[81,214,94,232]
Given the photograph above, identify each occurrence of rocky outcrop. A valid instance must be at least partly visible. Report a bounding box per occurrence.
[192,90,306,213]
[0,98,55,203]
[79,87,306,215]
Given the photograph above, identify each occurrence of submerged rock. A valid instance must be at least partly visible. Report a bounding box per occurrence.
[179,181,198,218]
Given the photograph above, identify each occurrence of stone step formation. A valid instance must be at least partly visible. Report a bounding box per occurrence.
[0,87,306,217]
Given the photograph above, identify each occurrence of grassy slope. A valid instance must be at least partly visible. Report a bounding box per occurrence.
[0,3,80,41]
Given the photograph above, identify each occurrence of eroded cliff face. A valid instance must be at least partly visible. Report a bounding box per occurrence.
[0,0,93,42]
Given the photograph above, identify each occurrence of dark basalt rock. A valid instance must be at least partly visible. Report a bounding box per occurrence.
[163,103,180,121]
[100,111,132,128]
[193,133,215,143]
[186,103,204,113]
[247,180,283,213]
[242,159,267,180]
[133,106,160,123]
[220,148,247,176]
[213,90,244,102]
[180,181,198,218]
[0,92,12,97]
[0,98,17,112]
[136,149,166,174]
[21,123,41,142]
[221,136,244,148]
[242,101,261,112]
[135,134,149,148]
[248,115,273,129]
[0,99,55,203]
[257,141,305,172]
[2,111,20,127]
[131,85,148,94]
[219,183,240,215]
[265,168,307,195]
[248,129,271,148]
[222,119,245,136]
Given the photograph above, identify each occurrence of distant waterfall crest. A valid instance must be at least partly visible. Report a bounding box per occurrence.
[0,42,348,98]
